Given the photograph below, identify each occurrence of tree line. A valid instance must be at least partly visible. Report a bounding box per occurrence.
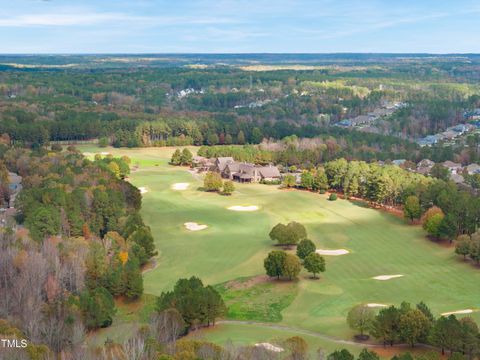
[0,146,157,356]
[347,301,480,357]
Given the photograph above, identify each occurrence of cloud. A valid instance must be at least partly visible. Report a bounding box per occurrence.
[0,10,238,27]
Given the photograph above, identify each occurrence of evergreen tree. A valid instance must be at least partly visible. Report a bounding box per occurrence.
[170,149,182,165]
[123,257,143,300]
[79,287,116,329]
[180,148,193,165]
[128,226,157,260]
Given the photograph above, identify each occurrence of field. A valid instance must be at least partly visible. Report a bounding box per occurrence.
[79,145,480,355]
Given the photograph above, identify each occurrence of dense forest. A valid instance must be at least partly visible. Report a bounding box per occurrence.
[1,55,480,164]
[0,146,156,357]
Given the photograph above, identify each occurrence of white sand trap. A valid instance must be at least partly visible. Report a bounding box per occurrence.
[138,187,148,194]
[316,249,349,256]
[367,303,388,308]
[441,309,474,316]
[228,205,259,211]
[254,343,284,353]
[184,222,208,231]
[171,183,189,191]
[100,152,110,156]
[373,275,404,281]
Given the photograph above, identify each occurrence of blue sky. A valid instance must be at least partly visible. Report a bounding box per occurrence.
[0,0,479,53]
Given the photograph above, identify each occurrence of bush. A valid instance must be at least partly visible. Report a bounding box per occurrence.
[329,193,337,201]
[204,172,223,192]
[222,180,235,195]
[50,143,63,152]
[98,137,110,147]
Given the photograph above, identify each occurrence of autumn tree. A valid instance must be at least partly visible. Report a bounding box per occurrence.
[347,305,376,338]
[283,254,301,280]
[283,174,296,188]
[399,309,431,347]
[203,172,223,192]
[222,180,235,195]
[285,336,308,360]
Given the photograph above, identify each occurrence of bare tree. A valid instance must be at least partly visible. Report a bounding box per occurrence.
[150,308,185,344]
[123,333,147,360]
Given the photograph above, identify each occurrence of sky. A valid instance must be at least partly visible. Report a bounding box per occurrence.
[0,0,479,54]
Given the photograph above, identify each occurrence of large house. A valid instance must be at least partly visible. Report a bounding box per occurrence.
[443,161,462,174]
[416,159,435,175]
[217,160,281,183]
[214,157,235,173]
[466,163,480,175]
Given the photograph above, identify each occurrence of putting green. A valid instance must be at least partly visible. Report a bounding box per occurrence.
[78,145,480,348]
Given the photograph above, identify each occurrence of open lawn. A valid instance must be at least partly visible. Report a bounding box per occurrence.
[78,145,480,352]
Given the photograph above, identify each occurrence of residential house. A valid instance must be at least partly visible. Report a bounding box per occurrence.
[392,159,406,167]
[192,156,214,172]
[214,157,235,173]
[416,159,435,175]
[417,135,438,147]
[443,161,462,174]
[466,163,480,175]
[221,161,281,183]
[450,173,465,184]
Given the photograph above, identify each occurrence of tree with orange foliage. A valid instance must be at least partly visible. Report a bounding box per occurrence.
[119,251,129,265]
[82,223,91,240]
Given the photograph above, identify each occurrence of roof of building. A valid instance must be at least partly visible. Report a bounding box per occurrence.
[417,159,435,168]
[258,165,281,178]
[466,163,480,174]
[443,161,462,169]
[216,157,235,171]
[225,162,240,173]
[450,173,465,184]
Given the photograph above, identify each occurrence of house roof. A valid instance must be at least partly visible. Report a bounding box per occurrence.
[258,165,281,178]
[216,157,234,171]
[225,162,240,173]
[417,159,435,168]
[443,161,462,169]
[450,173,464,184]
[466,163,480,174]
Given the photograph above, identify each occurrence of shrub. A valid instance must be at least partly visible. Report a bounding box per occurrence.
[329,193,337,201]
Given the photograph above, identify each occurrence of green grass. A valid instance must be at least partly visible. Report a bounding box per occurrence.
[188,322,365,357]
[78,145,480,351]
[215,277,299,322]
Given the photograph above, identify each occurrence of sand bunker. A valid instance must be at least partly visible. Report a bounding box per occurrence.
[171,183,189,191]
[138,187,148,194]
[184,222,208,231]
[441,309,474,316]
[100,152,110,156]
[227,205,259,212]
[316,249,349,256]
[367,303,388,308]
[254,343,284,353]
[372,275,404,281]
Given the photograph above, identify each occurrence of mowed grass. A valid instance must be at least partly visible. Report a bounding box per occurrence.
[77,145,480,345]
[189,322,364,357]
